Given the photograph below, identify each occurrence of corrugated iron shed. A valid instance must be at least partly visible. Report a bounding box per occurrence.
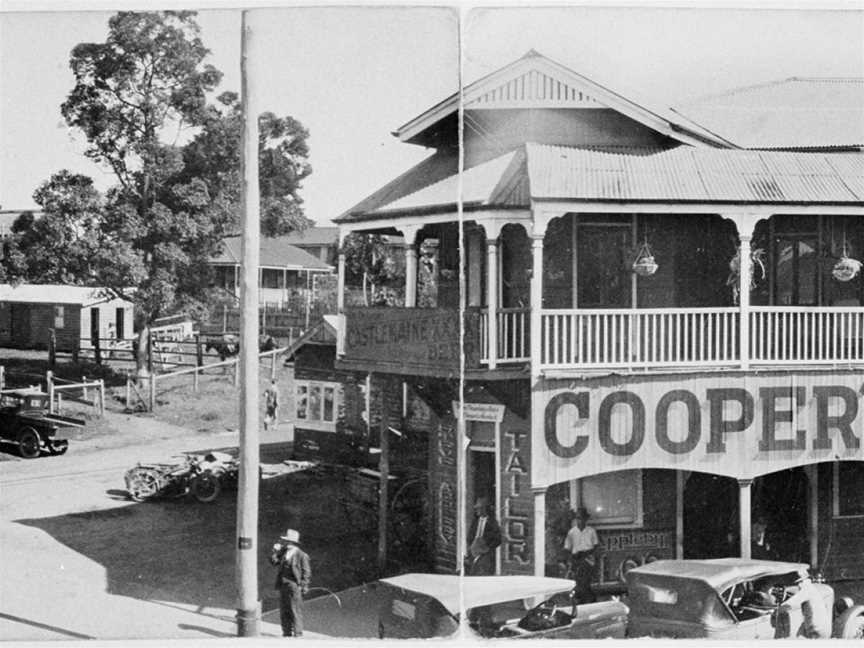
[0,284,126,306]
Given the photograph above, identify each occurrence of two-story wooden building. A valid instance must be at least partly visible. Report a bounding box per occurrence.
[331,51,864,583]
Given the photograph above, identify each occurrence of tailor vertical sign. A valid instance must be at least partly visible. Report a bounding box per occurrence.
[534,372,864,487]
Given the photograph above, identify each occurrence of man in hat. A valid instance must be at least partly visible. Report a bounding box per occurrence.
[269,528,311,637]
[563,507,599,603]
[465,496,501,576]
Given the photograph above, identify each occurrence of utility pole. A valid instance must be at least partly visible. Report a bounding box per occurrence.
[378,375,390,574]
[236,10,261,637]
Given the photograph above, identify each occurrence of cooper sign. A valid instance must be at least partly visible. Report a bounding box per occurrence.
[534,372,864,487]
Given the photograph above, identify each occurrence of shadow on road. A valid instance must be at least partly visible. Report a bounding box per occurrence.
[15,442,384,616]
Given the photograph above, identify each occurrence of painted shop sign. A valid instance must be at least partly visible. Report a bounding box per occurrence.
[502,429,531,567]
[341,307,479,376]
[535,373,864,487]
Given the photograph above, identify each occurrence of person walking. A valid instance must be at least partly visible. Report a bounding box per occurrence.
[465,496,501,576]
[269,528,311,637]
[264,379,280,432]
[563,507,599,603]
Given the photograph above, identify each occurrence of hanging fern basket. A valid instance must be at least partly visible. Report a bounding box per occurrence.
[833,255,862,282]
[632,241,658,277]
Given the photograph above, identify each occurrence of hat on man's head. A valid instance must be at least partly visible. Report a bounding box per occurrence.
[573,507,591,520]
[280,528,300,544]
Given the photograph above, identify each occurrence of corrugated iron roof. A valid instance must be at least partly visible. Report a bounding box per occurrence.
[675,78,864,149]
[279,226,338,246]
[347,144,864,219]
[210,236,332,271]
[370,151,518,214]
[0,284,127,306]
[526,143,864,203]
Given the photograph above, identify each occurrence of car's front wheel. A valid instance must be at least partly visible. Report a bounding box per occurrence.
[191,471,221,503]
[836,605,864,639]
[17,427,41,459]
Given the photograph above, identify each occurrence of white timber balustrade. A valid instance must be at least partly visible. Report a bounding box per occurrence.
[480,307,530,365]
[539,308,740,370]
[750,306,864,365]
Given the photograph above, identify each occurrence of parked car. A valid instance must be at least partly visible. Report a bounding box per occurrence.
[626,558,864,639]
[377,573,628,639]
[0,390,83,458]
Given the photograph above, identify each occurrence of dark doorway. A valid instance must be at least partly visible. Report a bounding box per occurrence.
[90,307,100,346]
[467,449,496,529]
[753,468,809,563]
[115,307,125,340]
[683,472,738,558]
[577,223,632,308]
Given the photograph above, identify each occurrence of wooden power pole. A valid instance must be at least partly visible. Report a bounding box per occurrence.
[236,10,261,637]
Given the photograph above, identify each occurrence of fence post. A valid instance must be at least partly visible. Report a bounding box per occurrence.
[271,350,276,380]
[46,370,54,413]
[99,379,105,417]
[195,334,203,367]
[233,358,239,387]
[149,374,156,412]
[222,304,228,333]
[193,364,199,392]
[48,329,56,368]
[82,376,88,401]
[94,336,102,365]
[0,365,4,391]
[126,372,131,411]
[57,392,63,414]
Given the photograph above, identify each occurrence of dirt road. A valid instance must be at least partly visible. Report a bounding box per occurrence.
[0,409,385,640]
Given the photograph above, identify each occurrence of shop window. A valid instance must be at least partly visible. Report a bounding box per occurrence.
[834,462,864,517]
[54,305,65,329]
[571,470,643,528]
[295,380,342,430]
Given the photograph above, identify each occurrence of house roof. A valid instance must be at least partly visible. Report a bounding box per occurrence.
[394,49,733,149]
[351,144,864,217]
[0,284,128,306]
[674,77,864,150]
[210,236,332,271]
[279,226,339,246]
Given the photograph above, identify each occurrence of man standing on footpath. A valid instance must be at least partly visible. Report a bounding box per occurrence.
[465,496,502,575]
[264,379,279,432]
[269,528,311,637]
[563,507,599,603]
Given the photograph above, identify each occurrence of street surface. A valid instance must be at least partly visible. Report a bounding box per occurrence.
[0,412,352,640]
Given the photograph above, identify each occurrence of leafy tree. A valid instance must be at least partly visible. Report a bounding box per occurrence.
[342,233,403,306]
[3,172,105,284]
[33,10,314,375]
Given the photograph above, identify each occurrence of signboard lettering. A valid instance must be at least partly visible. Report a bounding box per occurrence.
[535,373,864,487]
[503,429,530,565]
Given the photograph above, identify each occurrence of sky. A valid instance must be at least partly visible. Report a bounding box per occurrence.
[1,2,863,225]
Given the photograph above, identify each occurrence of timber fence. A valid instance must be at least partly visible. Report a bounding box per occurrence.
[128,345,291,412]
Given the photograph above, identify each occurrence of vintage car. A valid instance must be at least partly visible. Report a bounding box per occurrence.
[377,573,628,639]
[626,558,864,640]
[0,390,83,458]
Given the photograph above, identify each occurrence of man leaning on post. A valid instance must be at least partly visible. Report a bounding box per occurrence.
[270,528,311,637]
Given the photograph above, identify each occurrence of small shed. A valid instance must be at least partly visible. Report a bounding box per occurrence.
[0,284,134,351]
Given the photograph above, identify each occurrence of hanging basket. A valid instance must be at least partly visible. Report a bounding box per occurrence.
[833,256,862,282]
[632,241,658,277]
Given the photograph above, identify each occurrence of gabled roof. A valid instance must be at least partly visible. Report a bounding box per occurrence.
[675,77,864,150]
[211,236,332,271]
[394,50,733,149]
[284,314,339,360]
[348,143,864,218]
[0,284,129,306]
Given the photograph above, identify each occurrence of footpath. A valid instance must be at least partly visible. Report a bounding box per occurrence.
[0,410,320,643]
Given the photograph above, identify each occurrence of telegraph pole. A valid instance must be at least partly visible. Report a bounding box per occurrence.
[236,10,261,637]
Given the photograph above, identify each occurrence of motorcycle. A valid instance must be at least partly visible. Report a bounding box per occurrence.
[124,451,238,503]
